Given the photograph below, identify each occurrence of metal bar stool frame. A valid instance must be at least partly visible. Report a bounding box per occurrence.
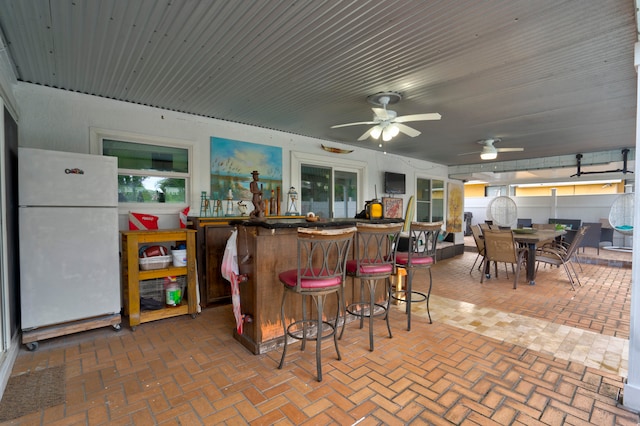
[344,222,404,351]
[277,226,356,382]
[392,221,442,330]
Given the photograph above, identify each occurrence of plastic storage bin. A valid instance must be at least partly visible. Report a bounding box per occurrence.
[139,255,172,270]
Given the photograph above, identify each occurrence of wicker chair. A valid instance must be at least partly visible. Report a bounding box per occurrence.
[480,229,528,289]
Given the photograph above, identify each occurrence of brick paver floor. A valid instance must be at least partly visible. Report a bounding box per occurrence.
[5,251,638,425]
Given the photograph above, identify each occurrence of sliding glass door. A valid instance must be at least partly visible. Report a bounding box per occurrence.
[291,151,365,219]
[300,165,357,218]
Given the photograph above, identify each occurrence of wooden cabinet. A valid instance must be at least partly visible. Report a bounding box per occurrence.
[121,229,198,329]
[188,217,233,306]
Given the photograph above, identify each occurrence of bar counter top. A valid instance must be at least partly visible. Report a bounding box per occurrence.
[229,217,403,229]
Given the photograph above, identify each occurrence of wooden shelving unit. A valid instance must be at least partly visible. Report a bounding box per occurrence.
[121,229,198,330]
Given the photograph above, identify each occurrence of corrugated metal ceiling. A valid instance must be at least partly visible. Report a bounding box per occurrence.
[0,0,637,181]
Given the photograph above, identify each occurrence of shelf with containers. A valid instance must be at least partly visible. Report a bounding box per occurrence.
[120,228,197,330]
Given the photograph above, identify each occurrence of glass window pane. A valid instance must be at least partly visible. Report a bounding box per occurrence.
[416,178,432,221]
[485,185,507,197]
[416,201,430,222]
[301,165,331,217]
[117,175,186,203]
[417,179,431,202]
[432,179,444,222]
[334,171,357,218]
[103,140,188,173]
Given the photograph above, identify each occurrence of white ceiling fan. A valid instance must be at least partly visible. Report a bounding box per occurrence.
[331,92,441,142]
[459,138,524,160]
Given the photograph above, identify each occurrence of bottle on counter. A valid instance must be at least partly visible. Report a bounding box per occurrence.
[270,190,276,215]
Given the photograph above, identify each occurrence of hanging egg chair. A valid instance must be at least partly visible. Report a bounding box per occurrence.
[608,193,634,236]
[486,196,517,228]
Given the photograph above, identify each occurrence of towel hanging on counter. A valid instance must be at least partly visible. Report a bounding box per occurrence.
[221,229,243,334]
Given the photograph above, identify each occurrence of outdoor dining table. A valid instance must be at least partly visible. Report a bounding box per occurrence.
[512,229,566,285]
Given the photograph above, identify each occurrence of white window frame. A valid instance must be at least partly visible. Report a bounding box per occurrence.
[414,173,447,224]
[89,128,193,214]
[290,151,367,218]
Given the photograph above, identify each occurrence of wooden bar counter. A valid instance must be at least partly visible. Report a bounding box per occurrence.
[232,218,401,354]
[188,215,304,307]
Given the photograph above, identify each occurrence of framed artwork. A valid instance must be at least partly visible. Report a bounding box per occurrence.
[382,197,403,219]
[446,182,463,233]
[210,137,282,202]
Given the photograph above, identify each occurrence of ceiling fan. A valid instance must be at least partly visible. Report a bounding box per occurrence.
[459,138,524,160]
[331,92,441,142]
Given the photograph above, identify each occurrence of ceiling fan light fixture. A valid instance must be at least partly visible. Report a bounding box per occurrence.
[370,125,383,139]
[480,150,498,160]
[388,124,400,137]
[480,151,497,160]
[382,126,393,141]
[480,140,498,160]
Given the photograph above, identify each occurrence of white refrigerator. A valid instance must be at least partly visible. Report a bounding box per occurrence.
[19,148,121,348]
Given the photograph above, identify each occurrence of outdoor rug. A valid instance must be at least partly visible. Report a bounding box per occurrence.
[0,365,66,421]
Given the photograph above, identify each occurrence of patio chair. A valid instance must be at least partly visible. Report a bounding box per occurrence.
[517,218,532,228]
[478,223,512,278]
[532,223,555,230]
[535,225,589,290]
[480,229,528,289]
[599,218,614,249]
[469,224,485,274]
[579,222,602,255]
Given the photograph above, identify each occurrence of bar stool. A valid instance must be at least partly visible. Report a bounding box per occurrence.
[392,221,442,330]
[344,222,403,351]
[278,226,356,382]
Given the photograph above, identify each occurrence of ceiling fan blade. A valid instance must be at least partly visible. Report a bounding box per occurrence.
[394,113,441,123]
[457,150,481,156]
[357,127,377,141]
[371,107,391,120]
[395,123,421,138]
[496,147,524,152]
[331,121,377,128]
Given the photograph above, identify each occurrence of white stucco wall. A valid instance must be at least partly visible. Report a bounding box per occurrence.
[14,82,451,229]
